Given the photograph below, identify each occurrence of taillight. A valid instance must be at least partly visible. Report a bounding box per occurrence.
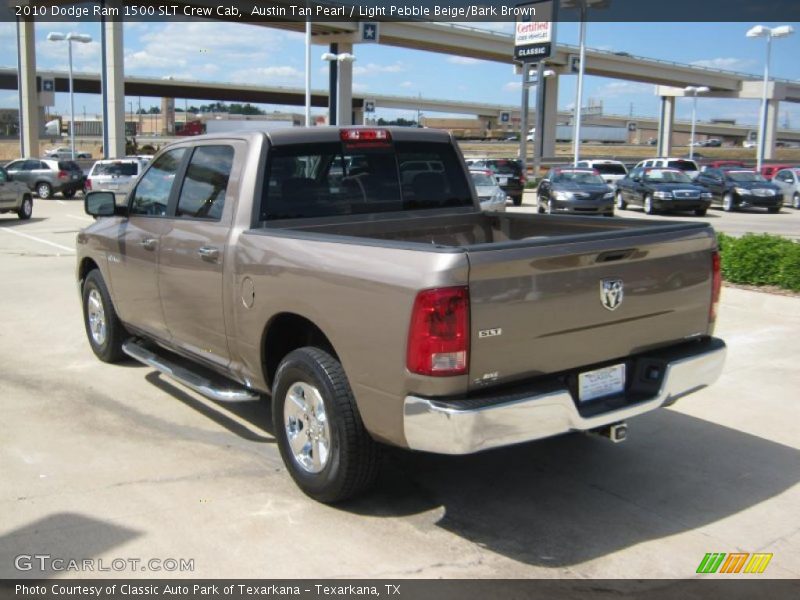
[710,251,722,321]
[57,170,68,179]
[407,286,470,376]
[85,178,92,190]
[340,128,391,142]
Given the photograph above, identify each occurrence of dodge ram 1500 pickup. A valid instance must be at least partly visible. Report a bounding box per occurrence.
[77,127,726,502]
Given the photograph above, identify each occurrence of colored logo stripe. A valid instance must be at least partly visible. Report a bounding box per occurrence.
[697,552,773,574]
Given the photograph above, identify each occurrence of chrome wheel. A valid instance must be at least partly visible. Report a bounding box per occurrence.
[644,195,654,214]
[615,191,626,209]
[723,193,734,212]
[19,197,32,219]
[283,381,331,474]
[36,183,52,199]
[793,193,800,209]
[87,288,107,346]
[547,199,554,214]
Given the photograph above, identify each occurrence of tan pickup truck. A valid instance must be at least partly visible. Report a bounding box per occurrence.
[77,127,726,502]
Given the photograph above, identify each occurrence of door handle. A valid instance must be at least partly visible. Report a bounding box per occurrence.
[139,237,157,251]
[197,246,220,262]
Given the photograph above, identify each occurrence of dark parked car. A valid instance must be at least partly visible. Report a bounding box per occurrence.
[4,158,85,199]
[536,168,614,216]
[615,167,712,216]
[464,158,525,206]
[695,168,783,213]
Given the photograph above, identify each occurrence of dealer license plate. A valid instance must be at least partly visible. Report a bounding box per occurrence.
[578,364,625,402]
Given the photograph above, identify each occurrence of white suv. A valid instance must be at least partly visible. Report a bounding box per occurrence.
[575,160,628,186]
[634,158,700,180]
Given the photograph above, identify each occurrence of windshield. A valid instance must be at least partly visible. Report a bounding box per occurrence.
[593,163,627,175]
[93,162,139,176]
[644,170,692,183]
[484,160,521,175]
[726,171,766,183]
[261,141,472,220]
[553,171,605,185]
[470,172,496,187]
[666,160,698,171]
[58,161,82,171]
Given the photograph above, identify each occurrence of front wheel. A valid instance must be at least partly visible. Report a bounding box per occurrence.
[17,196,32,220]
[36,182,52,199]
[272,347,379,503]
[615,190,627,210]
[644,195,656,215]
[767,206,780,214]
[722,192,735,212]
[512,195,522,207]
[792,193,800,209]
[62,189,76,199]
[82,270,127,363]
[694,208,708,217]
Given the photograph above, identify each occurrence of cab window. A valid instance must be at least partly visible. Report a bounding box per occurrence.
[130,148,186,217]
[175,145,234,221]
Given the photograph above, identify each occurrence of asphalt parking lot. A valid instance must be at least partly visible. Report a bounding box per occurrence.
[1,198,799,579]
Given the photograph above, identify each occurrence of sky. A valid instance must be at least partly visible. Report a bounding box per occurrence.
[2,19,800,128]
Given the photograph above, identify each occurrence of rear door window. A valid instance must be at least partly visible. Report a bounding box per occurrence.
[93,162,139,176]
[130,148,186,217]
[667,160,698,171]
[175,145,234,220]
[594,163,627,175]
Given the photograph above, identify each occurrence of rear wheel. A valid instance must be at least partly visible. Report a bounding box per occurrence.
[792,193,800,209]
[615,190,627,210]
[36,182,52,199]
[722,192,735,212]
[82,270,127,363]
[272,347,379,503]
[644,195,656,215]
[694,208,708,217]
[62,189,76,199]
[17,196,32,220]
[768,206,780,214]
[512,195,522,207]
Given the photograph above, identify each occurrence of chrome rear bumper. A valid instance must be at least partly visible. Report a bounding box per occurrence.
[403,339,726,455]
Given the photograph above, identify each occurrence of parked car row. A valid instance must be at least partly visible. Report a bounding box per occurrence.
[2,155,152,201]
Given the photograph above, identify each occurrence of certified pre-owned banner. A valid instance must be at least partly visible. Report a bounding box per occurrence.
[513,0,556,62]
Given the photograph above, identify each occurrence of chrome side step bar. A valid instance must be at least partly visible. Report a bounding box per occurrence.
[122,339,260,402]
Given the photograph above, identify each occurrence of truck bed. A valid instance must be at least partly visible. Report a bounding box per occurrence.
[259,211,716,390]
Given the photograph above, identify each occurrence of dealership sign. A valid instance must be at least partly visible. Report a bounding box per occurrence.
[514,0,557,63]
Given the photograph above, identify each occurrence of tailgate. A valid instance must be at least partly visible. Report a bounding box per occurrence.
[466,227,716,388]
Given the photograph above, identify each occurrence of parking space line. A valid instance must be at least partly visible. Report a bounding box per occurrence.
[0,228,75,253]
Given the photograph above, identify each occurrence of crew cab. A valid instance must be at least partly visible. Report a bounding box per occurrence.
[77,127,726,503]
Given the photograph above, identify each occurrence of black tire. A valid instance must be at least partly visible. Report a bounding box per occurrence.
[644,194,656,215]
[17,195,32,220]
[62,189,76,199]
[512,195,522,207]
[82,270,127,363]
[767,206,780,214]
[272,347,379,503]
[604,212,615,217]
[615,190,627,210]
[36,182,52,199]
[694,208,708,217]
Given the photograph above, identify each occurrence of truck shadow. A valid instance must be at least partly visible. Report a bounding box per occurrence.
[0,513,141,578]
[345,409,800,567]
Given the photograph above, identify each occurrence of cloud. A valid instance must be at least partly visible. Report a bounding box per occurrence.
[503,81,522,92]
[352,62,406,76]
[691,57,756,71]
[399,81,414,88]
[230,66,304,85]
[446,56,482,66]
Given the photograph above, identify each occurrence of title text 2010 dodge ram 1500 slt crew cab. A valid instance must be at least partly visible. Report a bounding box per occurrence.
[77,127,726,503]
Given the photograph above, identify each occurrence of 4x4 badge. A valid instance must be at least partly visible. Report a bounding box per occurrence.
[600,279,624,311]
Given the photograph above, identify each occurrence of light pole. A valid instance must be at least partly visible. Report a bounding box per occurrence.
[305,21,312,126]
[321,51,356,126]
[684,85,709,159]
[47,32,92,160]
[746,24,794,171]
[561,0,611,164]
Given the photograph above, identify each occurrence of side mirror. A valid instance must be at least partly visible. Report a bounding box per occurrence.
[632,176,640,183]
[85,191,124,217]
